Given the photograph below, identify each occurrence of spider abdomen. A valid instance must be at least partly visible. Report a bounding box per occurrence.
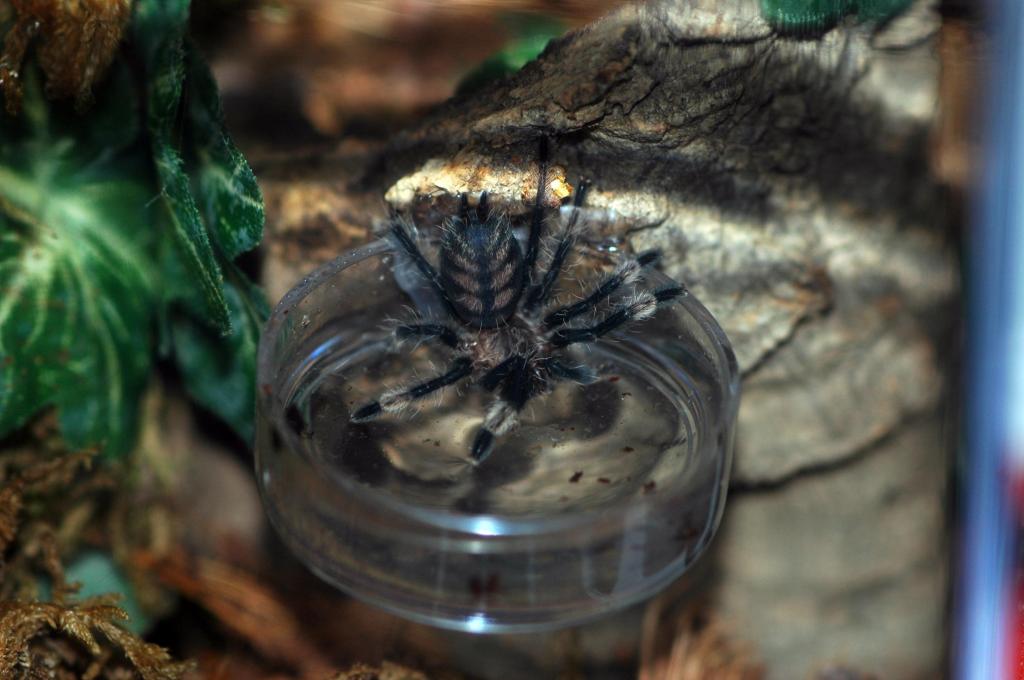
[439,214,524,328]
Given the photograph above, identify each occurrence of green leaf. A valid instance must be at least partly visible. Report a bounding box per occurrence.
[171,265,268,443]
[759,0,915,33]
[152,144,230,332]
[134,0,231,334]
[185,42,264,260]
[132,0,191,132]
[0,69,157,458]
[162,39,268,441]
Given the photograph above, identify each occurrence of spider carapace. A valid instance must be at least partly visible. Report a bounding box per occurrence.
[351,142,684,463]
[438,191,524,329]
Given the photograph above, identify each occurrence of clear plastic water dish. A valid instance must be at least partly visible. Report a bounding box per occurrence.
[255,237,740,633]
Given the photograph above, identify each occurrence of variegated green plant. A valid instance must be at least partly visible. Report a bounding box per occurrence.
[759,0,915,33]
[0,0,266,458]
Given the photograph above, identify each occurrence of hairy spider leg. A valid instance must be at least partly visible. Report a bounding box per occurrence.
[389,218,458,317]
[524,180,590,312]
[523,137,551,281]
[394,322,461,349]
[470,355,597,463]
[548,285,684,348]
[541,357,599,384]
[542,249,662,329]
[471,355,536,462]
[351,356,473,422]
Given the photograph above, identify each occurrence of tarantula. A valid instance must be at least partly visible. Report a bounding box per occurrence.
[350,144,683,463]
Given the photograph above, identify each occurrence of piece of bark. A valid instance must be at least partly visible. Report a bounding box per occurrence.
[710,416,948,679]
[251,1,956,677]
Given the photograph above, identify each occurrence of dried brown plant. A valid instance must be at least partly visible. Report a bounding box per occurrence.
[639,599,763,680]
[0,0,132,114]
[0,414,192,679]
[0,596,193,679]
[332,662,436,680]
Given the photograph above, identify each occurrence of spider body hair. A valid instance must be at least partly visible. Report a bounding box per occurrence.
[439,193,525,328]
[351,141,683,464]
